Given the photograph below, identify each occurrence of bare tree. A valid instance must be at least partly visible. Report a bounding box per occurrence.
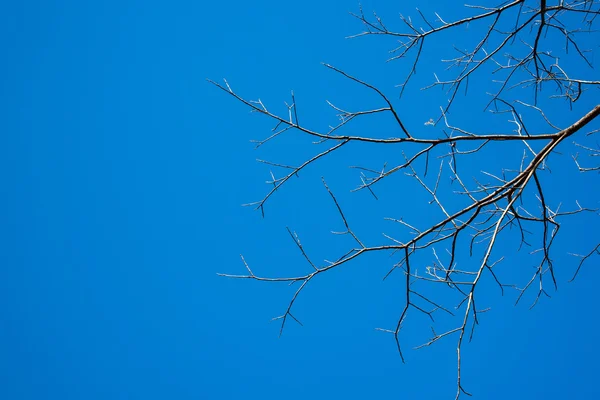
[210,1,600,398]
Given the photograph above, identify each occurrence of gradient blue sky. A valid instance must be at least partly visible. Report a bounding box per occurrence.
[2,1,599,399]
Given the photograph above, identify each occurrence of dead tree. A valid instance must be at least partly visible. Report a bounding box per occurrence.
[210,1,600,398]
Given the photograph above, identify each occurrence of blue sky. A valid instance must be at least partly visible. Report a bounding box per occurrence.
[1,1,599,399]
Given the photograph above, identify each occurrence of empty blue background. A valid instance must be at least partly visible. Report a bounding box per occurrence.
[1,1,599,399]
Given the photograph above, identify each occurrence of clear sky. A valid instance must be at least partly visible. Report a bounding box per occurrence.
[1,1,599,399]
